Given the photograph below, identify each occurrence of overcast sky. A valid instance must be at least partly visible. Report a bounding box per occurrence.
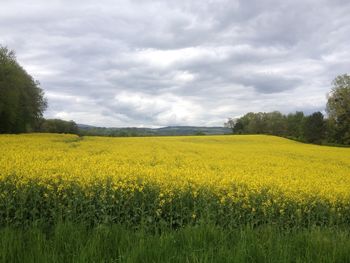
[1,0,349,127]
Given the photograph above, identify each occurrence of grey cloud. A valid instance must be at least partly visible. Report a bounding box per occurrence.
[1,0,349,126]
[237,74,302,94]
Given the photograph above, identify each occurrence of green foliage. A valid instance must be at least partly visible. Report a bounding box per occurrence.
[326,74,350,145]
[286,111,304,139]
[227,111,299,138]
[0,46,47,133]
[195,131,205,135]
[302,112,326,144]
[226,111,328,144]
[227,112,290,136]
[225,74,350,146]
[80,126,231,137]
[224,118,236,133]
[1,223,350,263]
[1,175,350,229]
[37,119,78,134]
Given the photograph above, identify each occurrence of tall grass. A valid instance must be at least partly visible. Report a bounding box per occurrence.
[0,223,349,263]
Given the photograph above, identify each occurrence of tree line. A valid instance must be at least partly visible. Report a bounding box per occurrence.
[0,46,79,135]
[0,46,47,133]
[225,74,350,145]
[37,119,78,134]
[1,45,349,143]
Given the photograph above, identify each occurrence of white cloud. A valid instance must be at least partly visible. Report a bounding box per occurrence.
[174,71,195,82]
[1,0,349,127]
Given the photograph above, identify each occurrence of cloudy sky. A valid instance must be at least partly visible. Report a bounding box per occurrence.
[1,0,349,127]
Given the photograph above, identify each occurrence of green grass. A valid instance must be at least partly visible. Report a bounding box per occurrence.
[1,223,350,263]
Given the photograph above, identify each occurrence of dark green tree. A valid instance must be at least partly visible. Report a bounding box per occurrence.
[232,119,245,134]
[263,111,286,136]
[224,118,236,133]
[39,119,78,134]
[286,111,304,139]
[0,46,47,133]
[228,111,287,135]
[302,112,326,143]
[326,74,350,145]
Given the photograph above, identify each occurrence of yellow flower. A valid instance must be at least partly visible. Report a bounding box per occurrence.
[0,133,349,223]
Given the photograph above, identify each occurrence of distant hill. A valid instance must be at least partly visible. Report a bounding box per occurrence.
[78,124,232,137]
[156,126,232,136]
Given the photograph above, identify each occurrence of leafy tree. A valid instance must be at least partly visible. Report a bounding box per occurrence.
[39,119,78,134]
[246,112,266,134]
[224,118,236,133]
[302,112,326,143]
[263,111,286,136]
[286,111,304,138]
[228,111,287,135]
[224,74,350,145]
[0,46,47,133]
[232,119,245,134]
[326,74,350,145]
[234,112,263,134]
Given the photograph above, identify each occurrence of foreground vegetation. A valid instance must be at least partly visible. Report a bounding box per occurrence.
[2,39,349,263]
[1,132,350,262]
[1,223,350,263]
[1,134,350,228]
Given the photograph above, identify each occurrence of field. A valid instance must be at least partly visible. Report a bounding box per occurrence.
[1,134,350,262]
[1,133,350,228]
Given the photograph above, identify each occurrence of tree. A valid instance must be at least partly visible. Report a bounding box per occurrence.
[235,112,264,134]
[232,119,245,134]
[0,46,47,133]
[264,111,286,136]
[326,74,350,145]
[302,112,326,143]
[224,118,236,133]
[227,112,288,135]
[39,119,78,134]
[246,112,266,134]
[286,111,304,138]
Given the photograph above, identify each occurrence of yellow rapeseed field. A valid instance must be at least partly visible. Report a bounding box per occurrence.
[0,133,350,227]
